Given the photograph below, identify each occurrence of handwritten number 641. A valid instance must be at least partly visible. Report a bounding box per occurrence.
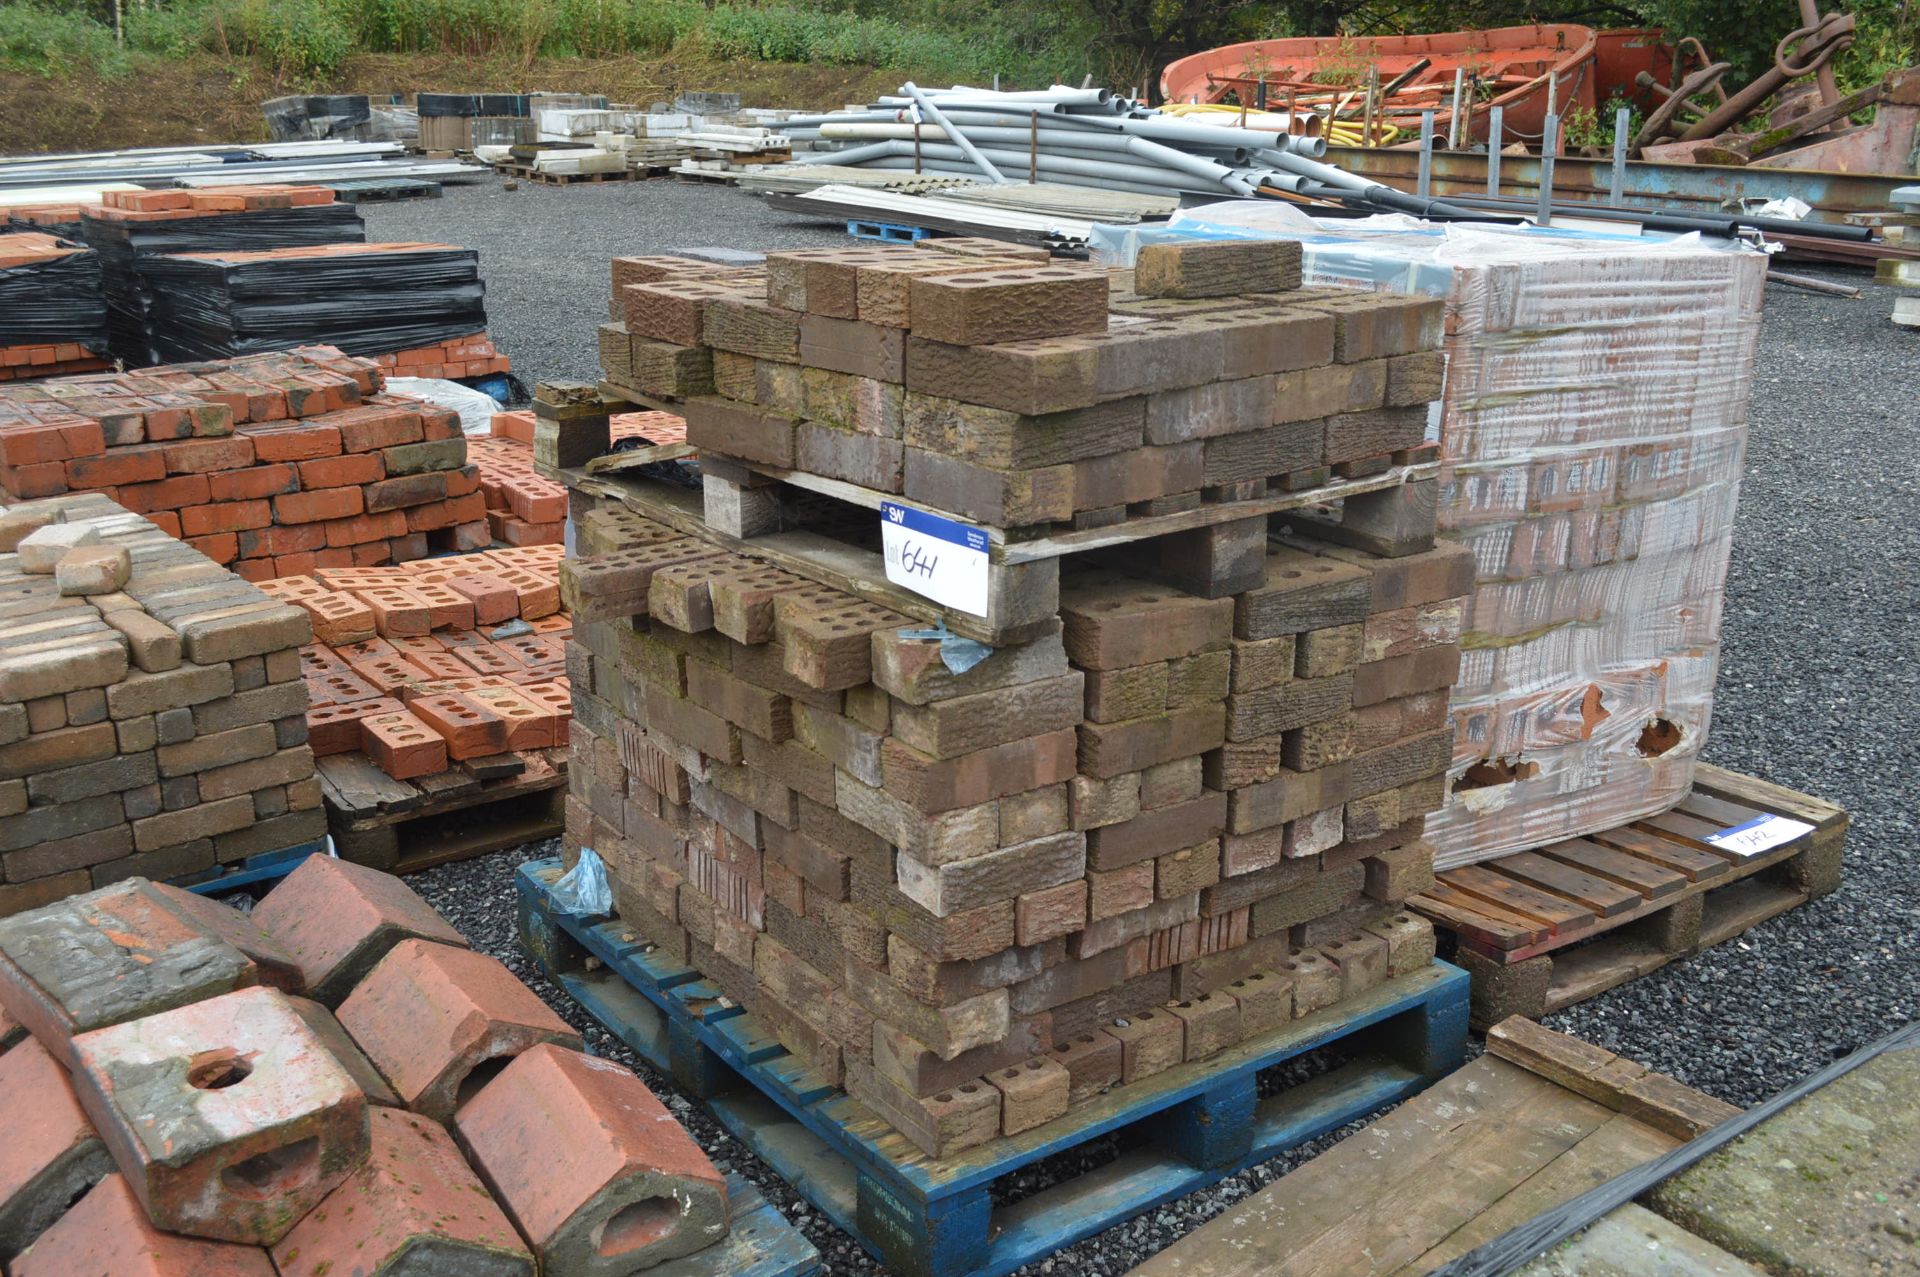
[898,541,940,578]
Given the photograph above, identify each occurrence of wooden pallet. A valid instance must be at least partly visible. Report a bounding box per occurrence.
[559,454,1440,647]
[667,1173,820,1277]
[673,166,743,184]
[1412,765,1848,1027]
[849,219,933,242]
[317,747,570,874]
[494,163,633,185]
[1128,1015,1741,1277]
[517,858,1469,1277]
[172,840,325,899]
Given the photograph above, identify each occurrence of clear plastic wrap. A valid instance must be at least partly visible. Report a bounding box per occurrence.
[1096,210,1766,867]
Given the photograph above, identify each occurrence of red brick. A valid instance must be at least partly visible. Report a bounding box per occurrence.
[409,692,510,760]
[0,461,68,499]
[69,987,369,1244]
[269,1106,532,1277]
[252,855,469,1007]
[231,558,275,582]
[181,499,272,536]
[445,572,519,623]
[10,1173,275,1277]
[247,423,341,462]
[162,436,255,475]
[360,710,447,778]
[0,1035,111,1259]
[334,410,422,453]
[455,1043,730,1271]
[206,464,297,502]
[336,939,580,1121]
[120,473,210,513]
[146,510,183,537]
[186,531,239,564]
[67,446,165,488]
[297,452,384,489]
[323,510,407,548]
[274,487,363,524]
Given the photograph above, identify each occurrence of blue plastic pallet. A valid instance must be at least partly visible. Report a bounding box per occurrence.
[517,859,1470,1277]
[173,840,325,896]
[848,219,932,243]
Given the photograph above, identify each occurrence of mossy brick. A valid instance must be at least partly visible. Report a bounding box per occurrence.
[379,438,467,476]
[870,622,1069,707]
[0,793,126,856]
[1234,546,1374,638]
[901,448,1074,526]
[172,602,310,664]
[1076,703,1227,779]
[901,393,1144,469]
[880,729,1078,815]
[0,1034,113,1261]
[907,265,1107,346]
[101,609,183,672]
[1135,240,1303,299]
[905,334,1104,416]
[0,878,263,1060]
[25,751,158,805]
[195,746,314,802]
[681,396,798,468]
[210,808,326,862]
[337,939,580,1122]
[68,986,370,1245]
[890,671,1084,759]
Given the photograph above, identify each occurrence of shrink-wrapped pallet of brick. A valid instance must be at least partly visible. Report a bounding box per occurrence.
[0,346,486,579]
[553,238,1470,1157]
[0,493,321,916]
[1122,218,1765,867]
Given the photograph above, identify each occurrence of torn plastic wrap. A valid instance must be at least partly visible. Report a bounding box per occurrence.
[135,242,487,363]
[1096,212,1766,868]
[0,236,108,351]
[82,203,367,367]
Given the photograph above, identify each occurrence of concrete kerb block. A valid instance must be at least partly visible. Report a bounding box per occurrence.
[69,986,370,1245]
[456,1044,730,1275]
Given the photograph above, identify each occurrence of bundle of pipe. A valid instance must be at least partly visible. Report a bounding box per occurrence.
[782,82,1485,216]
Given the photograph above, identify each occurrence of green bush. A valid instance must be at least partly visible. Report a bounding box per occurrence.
[0,2,125,76]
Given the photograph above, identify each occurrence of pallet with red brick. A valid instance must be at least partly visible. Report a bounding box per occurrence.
[1410,765,1847,1027]
[314,745,571,873]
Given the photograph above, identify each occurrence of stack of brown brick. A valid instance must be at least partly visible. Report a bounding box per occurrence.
[480,408,683,547]
[0,346,488,579]
[594,240,1441,530]
[560,489,1467,1157]
[0,858,732,1273]
[0,493,320,918]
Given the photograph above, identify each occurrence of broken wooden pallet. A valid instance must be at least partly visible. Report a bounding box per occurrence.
[316,746,570,874]
[1127,1015,1741,1277]
[1411,765,1847,1027]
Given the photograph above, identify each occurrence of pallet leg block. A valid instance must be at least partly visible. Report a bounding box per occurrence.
[705,473,786,538]
[1140,1078,1259,1171]
[1629,891,1703,954]
[1455,945,1552,1028]
[670,1014,735,1100]
[1147,515,1269,600]
[858,1176,990,1277]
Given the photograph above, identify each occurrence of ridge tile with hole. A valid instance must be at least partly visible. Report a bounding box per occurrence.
[455,1043,729,1276]
[0,1034,113,1262]
[10,1172,277,1277]
[0,878,268,1064]
[251,856,470,1007]
[271,1105,533,1277]
[335,938,581,1122]
[67,985,370,1245]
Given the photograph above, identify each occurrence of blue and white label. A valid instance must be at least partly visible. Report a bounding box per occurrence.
[880,501,990,617]
[1705,813,1814,859]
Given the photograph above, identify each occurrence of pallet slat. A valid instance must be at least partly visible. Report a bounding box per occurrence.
[1414,771,1847,1027]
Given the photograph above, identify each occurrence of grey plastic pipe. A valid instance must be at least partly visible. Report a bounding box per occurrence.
[901,82,1010,184]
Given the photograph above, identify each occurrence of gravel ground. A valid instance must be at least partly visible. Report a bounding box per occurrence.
[383,179,1919,1273]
